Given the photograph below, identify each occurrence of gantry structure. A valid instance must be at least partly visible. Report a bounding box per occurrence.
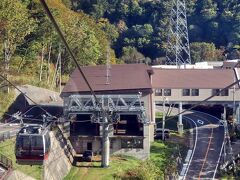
[165,0,191,66]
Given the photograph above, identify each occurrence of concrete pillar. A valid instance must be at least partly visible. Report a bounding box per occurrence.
[178,102,184,135]
[236,102,240,124]
[101,123,109,168]
[223,105,227,121]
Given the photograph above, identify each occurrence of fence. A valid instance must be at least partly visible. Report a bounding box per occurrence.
[0,129,19,142]
[0,153,13,180]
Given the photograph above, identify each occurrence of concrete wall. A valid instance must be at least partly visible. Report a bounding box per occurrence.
[43,132,71,180]
[70,124,150,160]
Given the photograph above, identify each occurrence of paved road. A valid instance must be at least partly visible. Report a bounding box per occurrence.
[183,111,224,180]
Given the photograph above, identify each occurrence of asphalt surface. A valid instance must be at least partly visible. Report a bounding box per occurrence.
[183,111,224,180]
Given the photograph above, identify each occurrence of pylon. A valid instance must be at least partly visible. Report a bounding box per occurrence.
[166,0,191,66]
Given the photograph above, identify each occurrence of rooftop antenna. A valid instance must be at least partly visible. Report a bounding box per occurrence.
[106,45,111,85]
[165,0,191,67]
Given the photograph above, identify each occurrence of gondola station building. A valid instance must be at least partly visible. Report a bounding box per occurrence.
[61,64,155,159]
[61,61,240,159]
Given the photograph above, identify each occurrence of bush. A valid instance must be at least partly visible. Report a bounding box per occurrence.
[117,160,162,180]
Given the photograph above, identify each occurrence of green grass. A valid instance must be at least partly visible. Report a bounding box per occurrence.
[155,112,163,119]
[64,155,140,180]
[0,138,43,179]
[65,141,187,180]
[150,141,181,175]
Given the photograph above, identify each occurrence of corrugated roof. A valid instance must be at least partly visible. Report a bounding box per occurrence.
[152,68,235,89]
[61,64,153,94]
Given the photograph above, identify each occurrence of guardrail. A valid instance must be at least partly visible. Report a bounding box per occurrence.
[0,129,19,142]
[0,154,12,170]
[0,153,13,179]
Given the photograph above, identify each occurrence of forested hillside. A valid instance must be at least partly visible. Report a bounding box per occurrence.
[0,0,116,74]
[0,0,240,90]
[66,0,240,64]
[0,0,115,116]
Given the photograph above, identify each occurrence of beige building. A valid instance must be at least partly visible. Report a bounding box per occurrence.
[61,62,240,159]
[61,64,155,159]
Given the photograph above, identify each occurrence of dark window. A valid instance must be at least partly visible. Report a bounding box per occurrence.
[182,89,190,96]
[110,140,114,149]
[18,136,30,150]
[164,89,171,96]
[221,89,229,96]
[212,89,220,96]
[155,89,162,96]
[121,139,143,149]
[113,115,143,136]
[191,89,199,96]
[31,136,43,151]
[87,142,92,151]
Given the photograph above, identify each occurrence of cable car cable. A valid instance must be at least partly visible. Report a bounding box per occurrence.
[39,0,109,121]
[0,75,56,119]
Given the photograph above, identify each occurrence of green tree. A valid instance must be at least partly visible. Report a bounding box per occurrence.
[190,42,224,63]
[0,0,35,63]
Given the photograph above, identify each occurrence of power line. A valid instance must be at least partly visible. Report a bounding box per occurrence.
[0,75,55,118]
[39,0,111,167]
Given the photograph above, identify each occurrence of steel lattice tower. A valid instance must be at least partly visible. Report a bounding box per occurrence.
[165,0,191,66]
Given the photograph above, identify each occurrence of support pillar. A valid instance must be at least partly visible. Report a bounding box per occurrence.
[223,105,227,121]
[101,122,110,168]
[178,102,183,135]
[236,102,240,124]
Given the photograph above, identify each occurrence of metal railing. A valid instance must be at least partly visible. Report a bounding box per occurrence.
[0,130,18,142]
[0,154,12,170]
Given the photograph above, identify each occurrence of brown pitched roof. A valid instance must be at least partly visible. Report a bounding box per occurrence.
[61,64,152,94]
[152,68,235,89]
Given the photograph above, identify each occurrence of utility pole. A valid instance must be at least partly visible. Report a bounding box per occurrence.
[162,97,169,140]
[4,39,10,93]
[47,43,52,84]
[222,105,236,172]
[162,97,166,140]
[106,46,111,85]
[39,45,45,81]
[59,48,62,93]
[166,0,191,66]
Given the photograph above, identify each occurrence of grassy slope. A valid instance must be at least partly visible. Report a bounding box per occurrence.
[0,138,43,179]
[64,141,186,180]
[64,155,140,180]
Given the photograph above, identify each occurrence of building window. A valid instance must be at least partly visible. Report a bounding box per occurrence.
[164,89,171,96]
[212,89,220,96]
[155,89,162,96]
[221,89,229,96]
[182,89,190,96]
[121,139,143,149]
[87,142,92,151]
[191,89,199,96]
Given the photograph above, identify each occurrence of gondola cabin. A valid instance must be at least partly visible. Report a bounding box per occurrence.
[15,125,51,165]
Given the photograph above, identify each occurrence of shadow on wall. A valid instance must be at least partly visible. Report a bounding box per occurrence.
[3,93,29,122]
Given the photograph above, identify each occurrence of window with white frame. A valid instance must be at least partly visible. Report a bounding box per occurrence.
[182,89,190,96]
[191,89,199,96]
[155,89,162,96]
[212,89,220,96]
[221,89,229,96]
[164,89,171,96]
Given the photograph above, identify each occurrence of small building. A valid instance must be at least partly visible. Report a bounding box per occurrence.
[60,64,155,159]
[152,68,240,104]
